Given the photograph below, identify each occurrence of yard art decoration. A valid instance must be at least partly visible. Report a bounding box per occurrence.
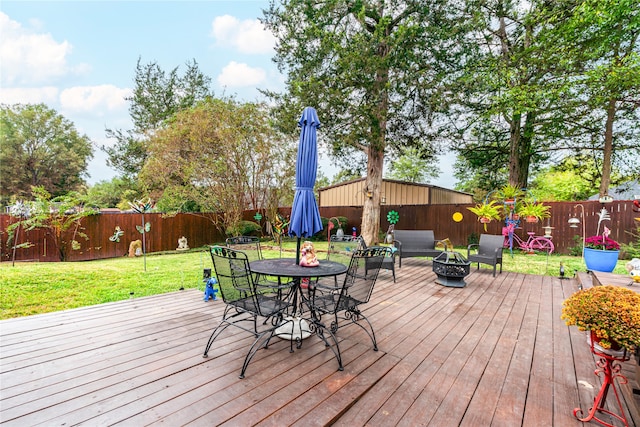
[176,236,189,250]
[109,226,124,242]
[272,213,289,244]
[136,222,151,234]
[385,210,400,244]
[387,210,400,224]
[129,197,154,271]
[203,276,219,301]
[452,212,463,222]
[626,258,640,285]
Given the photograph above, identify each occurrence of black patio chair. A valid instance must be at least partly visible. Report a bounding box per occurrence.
[226,236,280,288]
[356,235,397,282]
[225,236,263,261]
[326,234,360,261]
[203,246,295,379]
[303,246,390,371]
[467,234,504,277]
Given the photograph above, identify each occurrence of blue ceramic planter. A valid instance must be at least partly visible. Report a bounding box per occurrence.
[584,248,619,273]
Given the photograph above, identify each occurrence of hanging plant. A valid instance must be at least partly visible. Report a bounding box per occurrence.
[468,200,503,230]
[517,201,551,223]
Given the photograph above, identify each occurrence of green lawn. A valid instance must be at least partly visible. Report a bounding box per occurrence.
[0,240,629,320]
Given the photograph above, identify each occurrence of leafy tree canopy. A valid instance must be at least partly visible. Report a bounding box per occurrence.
[262,0,467,243]
[0,103,93,205]
[140,97,295,235]
[385,147,440,183]
[83,177,141,209]
[102,58,213,179]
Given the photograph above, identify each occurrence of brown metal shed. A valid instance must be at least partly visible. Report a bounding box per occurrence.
[318,178,474,207]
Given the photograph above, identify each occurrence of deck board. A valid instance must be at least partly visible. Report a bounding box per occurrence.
[1,258,638,426]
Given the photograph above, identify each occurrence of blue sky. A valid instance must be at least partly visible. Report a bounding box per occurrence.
[0,0,455,188]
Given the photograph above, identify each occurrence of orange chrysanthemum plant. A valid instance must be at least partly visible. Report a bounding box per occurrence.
[561,285,640,351]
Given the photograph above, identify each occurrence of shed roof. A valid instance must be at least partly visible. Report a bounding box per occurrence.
[588,180,640,201]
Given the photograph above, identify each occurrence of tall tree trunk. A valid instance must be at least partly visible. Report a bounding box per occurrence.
[508,112,534,189]
[518,112,534,188]
[598,98,616,197]
[508,113,522,187]
[361,35,390,246]
[362,146,384,245]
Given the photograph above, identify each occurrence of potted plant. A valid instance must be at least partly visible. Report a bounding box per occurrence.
[583,208,620,272]
[517,201,551,223]
[561,285,640,352]
[497,184,525,204]
[467,200,503,231]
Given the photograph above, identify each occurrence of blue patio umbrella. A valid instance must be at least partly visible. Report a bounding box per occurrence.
[289,107,324,264]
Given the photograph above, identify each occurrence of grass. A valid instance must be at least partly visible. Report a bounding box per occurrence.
[1,240,630,320]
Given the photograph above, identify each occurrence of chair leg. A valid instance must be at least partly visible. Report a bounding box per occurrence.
[310,319,343,371]
[239,331,272,379]
[203,321,230,357]
[345,309,378,351]
[203,305,236,357]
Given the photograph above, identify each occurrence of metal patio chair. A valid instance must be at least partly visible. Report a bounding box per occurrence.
[356,235,397,282]
[226,236,281,288]
[303,246,390,371]
[203,246,295,379]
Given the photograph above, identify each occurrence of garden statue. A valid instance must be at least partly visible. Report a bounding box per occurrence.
[176,236,189,250]
[203,277,218,301]
[626,258,640,285]
[128,240,142,257]
[300,241,319,267]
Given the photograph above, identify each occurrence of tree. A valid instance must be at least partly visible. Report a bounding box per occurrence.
[528,155,625,201]
[385,147,440,183]
[448,0,639,193]
[442,1,576,190]
[83,177,139,209]
[139,98,295,235]
[558,0,640,197]
[0,104,93,204]
[262,0,466,244]
[102,58,213,179]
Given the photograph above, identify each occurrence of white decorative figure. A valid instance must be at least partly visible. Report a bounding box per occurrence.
[177,236,189,250]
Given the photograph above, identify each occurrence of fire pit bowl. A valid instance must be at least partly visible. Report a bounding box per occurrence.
[432,251,471,288]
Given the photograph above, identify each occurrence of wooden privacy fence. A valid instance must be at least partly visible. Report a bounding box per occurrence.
[1,200,637,262]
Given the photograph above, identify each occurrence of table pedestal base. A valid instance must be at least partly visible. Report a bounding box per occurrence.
[275,316,311,341]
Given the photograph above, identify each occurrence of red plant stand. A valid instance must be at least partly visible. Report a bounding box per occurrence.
[573,335,630,427]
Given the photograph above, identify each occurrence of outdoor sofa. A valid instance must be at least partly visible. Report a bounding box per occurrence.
[393,229,444,267]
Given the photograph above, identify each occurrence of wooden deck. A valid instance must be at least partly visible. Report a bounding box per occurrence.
[1,259,638,426]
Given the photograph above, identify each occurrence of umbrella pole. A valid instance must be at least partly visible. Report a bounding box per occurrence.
[296,238,301,265]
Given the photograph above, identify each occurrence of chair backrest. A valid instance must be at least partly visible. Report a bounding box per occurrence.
[226,236,263,261]
[393,230,436,249]
[340,246,390,305]
[327,235,360,260]
[478,234,505,256]
[210,246,256,305]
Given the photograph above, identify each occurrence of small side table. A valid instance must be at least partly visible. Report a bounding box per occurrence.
[573,335,630,427]
[432,252,471,288]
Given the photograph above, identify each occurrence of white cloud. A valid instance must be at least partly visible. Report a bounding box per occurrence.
[0,87,59,105]
[217,61,267,88]
[59,85,131,114]
[211,15,275,54]
[0,12,89,86]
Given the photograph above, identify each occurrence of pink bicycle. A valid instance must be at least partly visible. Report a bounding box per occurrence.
[502,224,554,255]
